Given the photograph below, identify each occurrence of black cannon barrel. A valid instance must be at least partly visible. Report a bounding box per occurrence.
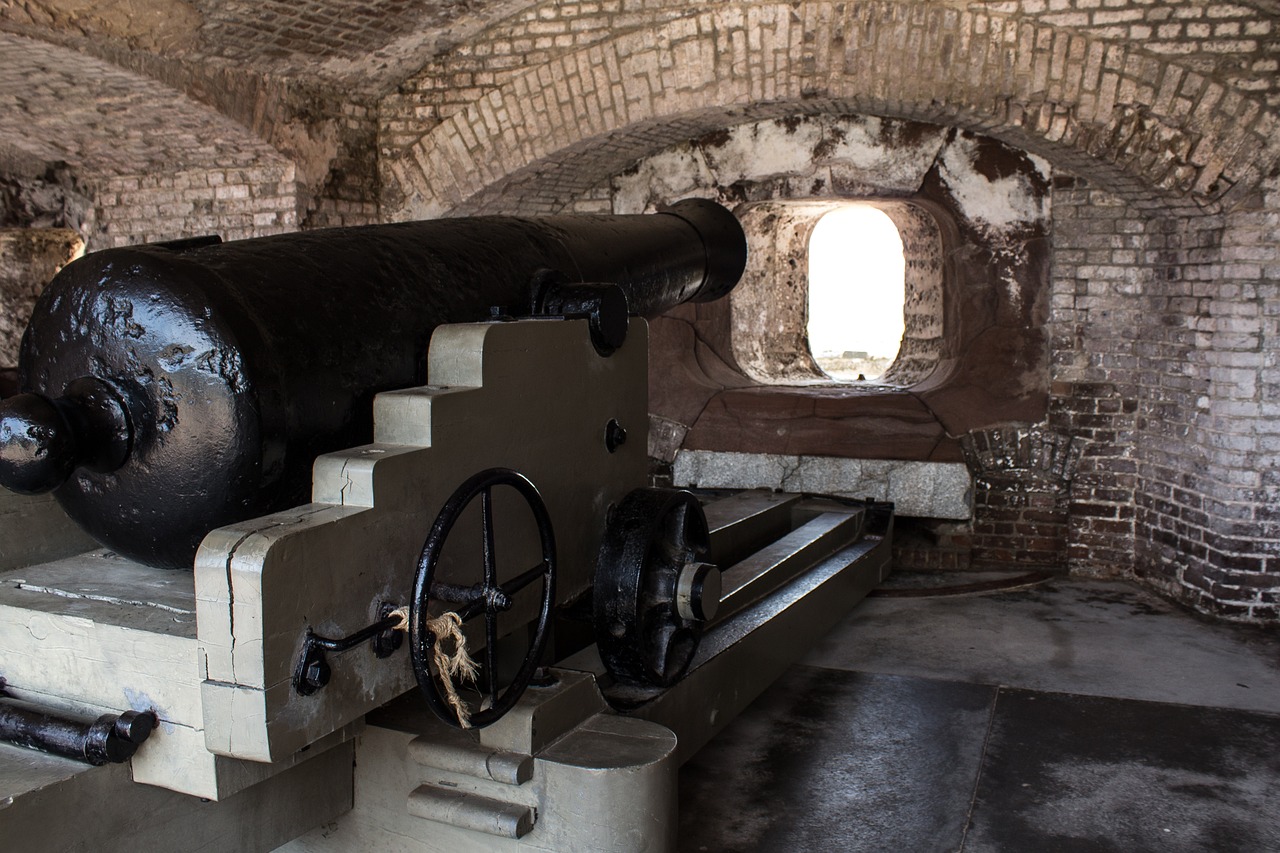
[0,199,746,568]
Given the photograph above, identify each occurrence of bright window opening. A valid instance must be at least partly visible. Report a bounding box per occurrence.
[807,205,906,382]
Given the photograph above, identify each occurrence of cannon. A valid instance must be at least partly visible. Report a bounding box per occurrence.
[0,199,745,568]
[0,201,894,853]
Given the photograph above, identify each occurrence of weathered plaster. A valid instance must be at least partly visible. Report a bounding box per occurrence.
[936,133,1051,232]
[626,116,1052,469]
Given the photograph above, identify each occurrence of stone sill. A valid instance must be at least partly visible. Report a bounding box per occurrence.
[672,449,972,520]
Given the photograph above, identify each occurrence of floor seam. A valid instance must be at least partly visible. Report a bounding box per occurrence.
[957,683,1001,853]
[797,662,1280,718]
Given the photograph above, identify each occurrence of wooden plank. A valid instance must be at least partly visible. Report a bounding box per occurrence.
[0,738,354,852]
[0,605,202,725]
[0,555,357,799]
[131,721,361,801]
[0,552,196,636]
[0,734,84,800]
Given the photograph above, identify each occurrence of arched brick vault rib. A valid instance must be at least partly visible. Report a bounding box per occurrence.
[386,1,1280,219]
[0,33,292,181]
[0,20,362,220]
[0,32,298,246]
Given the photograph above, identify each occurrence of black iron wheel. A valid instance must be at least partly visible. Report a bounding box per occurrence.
[410,468,556,728]
[594,488,711,687]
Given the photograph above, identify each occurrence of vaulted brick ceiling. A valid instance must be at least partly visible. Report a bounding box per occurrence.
[6,0,1280,96]
[0,0,540,91]
[4,0,1280,223]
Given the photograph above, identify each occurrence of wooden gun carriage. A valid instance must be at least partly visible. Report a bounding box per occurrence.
[0,202,892,852]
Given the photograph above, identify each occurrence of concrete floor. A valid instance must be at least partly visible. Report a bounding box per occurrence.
[679,575,1280,852]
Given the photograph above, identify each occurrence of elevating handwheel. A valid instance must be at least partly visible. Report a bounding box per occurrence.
[410,468,557,728]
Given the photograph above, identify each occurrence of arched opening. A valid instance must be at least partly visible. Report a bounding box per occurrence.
[724,198,944,389]
[807,205,906,382]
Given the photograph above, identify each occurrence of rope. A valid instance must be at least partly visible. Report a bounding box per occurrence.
[388,605,480,728]
[424,611,479,729]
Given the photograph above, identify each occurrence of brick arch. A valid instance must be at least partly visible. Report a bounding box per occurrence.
[387,0,1280,218]
[0,32,298,246]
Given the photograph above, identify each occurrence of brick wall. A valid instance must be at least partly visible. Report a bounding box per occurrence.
[1137,177,1280,621]
[88,166,297,248]
[579,107,1280,622]
[1049,173,1280,620]
[604,123,1280,623]
[0,228,82,367]
[967,0,1280,107]
[1048,184,1147,577]
[962,425,1084,570]
[302,101,381,230]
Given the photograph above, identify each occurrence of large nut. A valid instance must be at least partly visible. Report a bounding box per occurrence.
[676,561,721,622]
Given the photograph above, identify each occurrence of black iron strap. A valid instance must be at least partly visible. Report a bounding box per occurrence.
[293,604,405,696]
[308,613,402,655]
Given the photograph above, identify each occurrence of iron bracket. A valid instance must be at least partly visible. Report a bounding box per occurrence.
[293,602,405,696]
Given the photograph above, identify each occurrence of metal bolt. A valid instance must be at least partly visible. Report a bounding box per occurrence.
[676,562,722,622]
[605,419,627,453]
[304,655,331,690]
[529,667,558,688]
[373,628,403,659]
[113,710,157,744]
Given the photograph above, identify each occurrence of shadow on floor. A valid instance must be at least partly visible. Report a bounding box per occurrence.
[679,578,1280,853]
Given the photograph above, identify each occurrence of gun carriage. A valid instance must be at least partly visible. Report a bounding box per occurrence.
[0,201,892,852]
